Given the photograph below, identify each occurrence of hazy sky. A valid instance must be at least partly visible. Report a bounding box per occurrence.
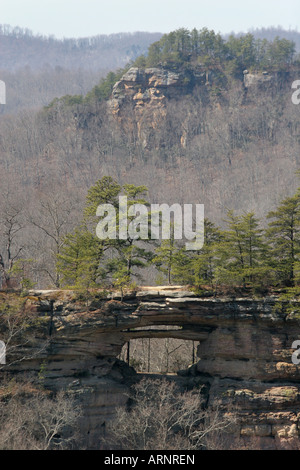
[1,0,300,38]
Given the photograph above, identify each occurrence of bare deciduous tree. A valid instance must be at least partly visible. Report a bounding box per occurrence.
[0,381,82,450]
[28,189,82,287]
[0,200,26,289]
[0,293,50,370]
[105,377,236,450]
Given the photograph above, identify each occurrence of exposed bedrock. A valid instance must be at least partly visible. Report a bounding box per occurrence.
[2,286,300,449]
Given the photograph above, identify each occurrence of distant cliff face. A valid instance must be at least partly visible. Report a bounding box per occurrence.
[3,287,300,449]
[109,66,203,113]
[104,65,300,228]
[107,66,289,150]
[108,66,210,148]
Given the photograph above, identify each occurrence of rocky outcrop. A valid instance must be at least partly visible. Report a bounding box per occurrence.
[109,67,201,115]
[108,65,296,150]
[243,70,274,88]
[108,66,209,148]
[2,287,300,449]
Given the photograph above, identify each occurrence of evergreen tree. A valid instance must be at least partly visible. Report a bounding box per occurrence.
[147,41,162,67]
[266,193,300,287]
[172,247,194,285]
[216,211,271,288]
[108,183,153,283]
[226,33,256,75]
[267,37,295,68]
[152,216,195,286]
[84,175,121,220]
[57,226,104,288]
[190,28,200,56]
[192,219,223,288]
[57,176,121,288]
[58,178,154,289]
[153,237,178,285]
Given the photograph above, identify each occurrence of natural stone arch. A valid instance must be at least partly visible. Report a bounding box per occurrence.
[2,286,300,449]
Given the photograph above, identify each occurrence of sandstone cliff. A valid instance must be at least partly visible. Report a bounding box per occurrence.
[107,65,294,151]
[2,287,300,449]
[108,66,211,149]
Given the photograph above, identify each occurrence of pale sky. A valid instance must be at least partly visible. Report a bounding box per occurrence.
[1,0,299,38]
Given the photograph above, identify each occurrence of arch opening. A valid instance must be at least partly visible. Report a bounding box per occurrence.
[118,325,200,375]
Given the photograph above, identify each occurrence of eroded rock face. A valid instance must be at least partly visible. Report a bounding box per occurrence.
[109,67,195,114]
[2,287,300,449]
[108,66,207,149]
[243,70,274,88]
[108,66,295,152]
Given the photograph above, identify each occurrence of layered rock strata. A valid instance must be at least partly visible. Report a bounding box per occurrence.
[2,286,300,449]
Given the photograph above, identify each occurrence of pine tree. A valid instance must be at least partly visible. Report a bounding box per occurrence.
[153,236,177,285]
[153,230,193,286]
[84,175,121,221]
[109,183,153,283]
[57,176,122,288]
[216,211,271,289]
[172,247,194,285]
[192,219,223,288]
[238,212,273,287]
[58,177,154,290]
[57,226,104,288]
[266,193,300,287]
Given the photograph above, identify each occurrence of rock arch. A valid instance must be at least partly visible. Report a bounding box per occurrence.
[3,286,300,448]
